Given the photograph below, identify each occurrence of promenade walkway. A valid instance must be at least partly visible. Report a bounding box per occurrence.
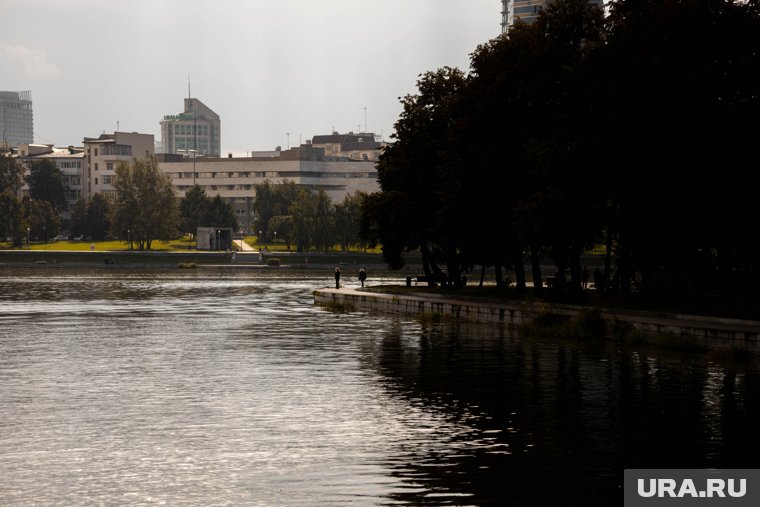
[314,287,760,353]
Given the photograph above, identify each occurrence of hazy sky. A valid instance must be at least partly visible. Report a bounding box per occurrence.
[1,0,501,154]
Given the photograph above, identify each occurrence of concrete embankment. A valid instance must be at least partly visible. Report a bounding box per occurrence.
[314,287,760,353]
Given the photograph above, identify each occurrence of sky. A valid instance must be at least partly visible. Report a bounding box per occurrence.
[0,0,501,155]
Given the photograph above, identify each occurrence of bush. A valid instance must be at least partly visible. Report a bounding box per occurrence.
[266,257,281,266]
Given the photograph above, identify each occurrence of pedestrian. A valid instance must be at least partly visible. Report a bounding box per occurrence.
[358,267,367,288]
[334,266,341,289]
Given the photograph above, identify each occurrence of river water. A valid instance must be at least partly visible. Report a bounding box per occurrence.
[1,269,758,506]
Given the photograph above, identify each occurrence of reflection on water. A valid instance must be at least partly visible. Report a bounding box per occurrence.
[0,269,758,506]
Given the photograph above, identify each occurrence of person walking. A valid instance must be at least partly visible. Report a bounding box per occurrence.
[358,267,367,288]
[334,266,341,289]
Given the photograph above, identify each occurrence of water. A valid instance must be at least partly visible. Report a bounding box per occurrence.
[1,269,759,506]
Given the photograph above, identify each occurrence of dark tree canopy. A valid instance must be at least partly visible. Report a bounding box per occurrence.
[361,0,760,300]
[26,159,68,212]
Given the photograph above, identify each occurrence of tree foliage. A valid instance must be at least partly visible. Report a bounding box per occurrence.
[109,156,179,250]
[361,0,760,299]
[26,159,68,212]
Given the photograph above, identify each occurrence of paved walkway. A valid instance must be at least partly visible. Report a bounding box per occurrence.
[237,239,256,251]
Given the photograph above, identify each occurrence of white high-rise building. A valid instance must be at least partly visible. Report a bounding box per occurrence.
[160,98,221,157]
[0,91,33,148]
[501,0,604,33]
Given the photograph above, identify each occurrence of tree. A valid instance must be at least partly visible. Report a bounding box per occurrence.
[86,193,111,240]
[179,185,209,235]
[69,197,88,239]
[269,215,293,250]
[25,197,60,242]
[204,194,238,231]
[0,157,24,195]
[0,191,25,245]
[26,159,68,213]
[334,191,365,251]
[109,156,179,250]
[363,67,468,284]
[0,157,25,245]
[252,180,299,241]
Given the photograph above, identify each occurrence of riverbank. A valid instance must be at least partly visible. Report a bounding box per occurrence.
[0,249,395,270]
[314,286,760,354]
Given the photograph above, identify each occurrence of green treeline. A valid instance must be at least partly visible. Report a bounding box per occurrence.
[361,0,760,299]
[252,180,366,252]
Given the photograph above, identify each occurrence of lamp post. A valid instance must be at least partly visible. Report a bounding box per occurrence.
[217,229,220,251]
[274,231,277,249]
[259,230,262,250]
[127,229,131,250]
[27,227,30,248]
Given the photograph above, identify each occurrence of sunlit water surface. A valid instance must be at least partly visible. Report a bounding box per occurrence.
[1,269,758,506]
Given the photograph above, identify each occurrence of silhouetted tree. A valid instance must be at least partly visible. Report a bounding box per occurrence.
[26,159,68,213]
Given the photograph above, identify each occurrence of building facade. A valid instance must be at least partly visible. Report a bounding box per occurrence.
[157,145,379,234]
[16,143,87,221]
[160,98,221,157]
[83,132,154,200]
[0,91,33,148]
[501,0,603,33]
[308,132,384,161]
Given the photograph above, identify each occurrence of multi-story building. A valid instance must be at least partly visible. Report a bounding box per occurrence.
[0,91,33,148]
[501,0,603,33]
[83,132,154,200]
[160,98,221,157]
[308,131,384,161]
[157,145,379,234]
[16,143,87,221]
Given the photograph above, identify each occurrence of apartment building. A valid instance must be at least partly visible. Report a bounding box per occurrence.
[157,145,379,234]
[16,143,87,220]
[83,132,154,199]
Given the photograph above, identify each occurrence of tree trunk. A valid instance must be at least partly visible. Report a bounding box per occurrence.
[513,251,527,295]
[495,263,506,289]
[530,244,543,297]
[479,264,486,289]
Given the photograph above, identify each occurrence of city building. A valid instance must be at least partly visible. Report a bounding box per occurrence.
[83,132,154,199]
[157,144,379,234]
[501,0,603,33]
[0,91,33,148]
[16,143,87,221]
[308,131,384,161]
[160,97,221,157]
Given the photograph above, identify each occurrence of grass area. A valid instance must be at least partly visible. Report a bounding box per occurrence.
[241,235,381,254]
[2,236,197,252]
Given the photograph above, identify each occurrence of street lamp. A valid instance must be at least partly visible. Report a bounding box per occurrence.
[274,231,277,248]
[217,229,221,251]
[27,227,30,248]
[127,229,131,250]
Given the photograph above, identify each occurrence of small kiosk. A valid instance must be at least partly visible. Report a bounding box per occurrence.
[196,227,233,251]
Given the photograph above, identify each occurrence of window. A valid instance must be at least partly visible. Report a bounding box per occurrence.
[94,148,98,156]
[95,177,98,185]
[95,163,99,171]
[102,175,112,184]
[106,163,113,171]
